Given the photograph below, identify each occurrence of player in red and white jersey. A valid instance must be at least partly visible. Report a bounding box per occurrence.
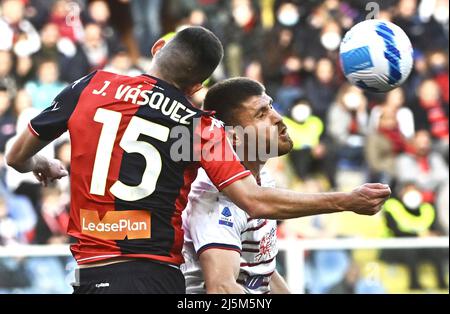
[182,78,290,294]
[7,27,391,294]
[183,168,284,294]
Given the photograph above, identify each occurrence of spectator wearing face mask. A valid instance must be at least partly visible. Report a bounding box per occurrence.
[381,182,448,290]
[327,83,368,169]
[284,98,337,188]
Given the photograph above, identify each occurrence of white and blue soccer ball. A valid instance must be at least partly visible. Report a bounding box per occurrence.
[339,19,413,93]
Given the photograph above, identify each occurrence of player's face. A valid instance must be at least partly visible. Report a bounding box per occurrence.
[234,93,293,160]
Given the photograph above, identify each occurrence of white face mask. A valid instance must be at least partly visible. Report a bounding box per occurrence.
[233,4,253,27]
[343,93,360,110]
[291,104,311,123]
[402,190,423,209]
[434,6,449,24]
[277,7,300,26]
[320,32,341,51]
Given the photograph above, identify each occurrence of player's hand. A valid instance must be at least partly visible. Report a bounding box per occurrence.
[348,183,391,216]
[33,157,68,187]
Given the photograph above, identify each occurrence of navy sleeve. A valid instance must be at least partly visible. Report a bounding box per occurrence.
[29,71,97,141]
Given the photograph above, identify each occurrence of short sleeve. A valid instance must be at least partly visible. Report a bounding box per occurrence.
[189,197,247,256]
[29,71,97,141]
[194,115,251,191]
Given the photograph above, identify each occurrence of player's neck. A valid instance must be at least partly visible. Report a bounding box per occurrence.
[146,67,181,91]
[243,160,265,182]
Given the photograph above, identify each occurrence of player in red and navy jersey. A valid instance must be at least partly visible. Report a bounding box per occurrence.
[6,27,250,293]
[6,26,391,294]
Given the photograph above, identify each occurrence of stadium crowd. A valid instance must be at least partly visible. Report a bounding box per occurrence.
[0,0,448,293]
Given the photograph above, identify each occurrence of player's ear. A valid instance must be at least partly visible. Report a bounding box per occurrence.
[185,83,203,97]
[227,128,242,147]
[151,39,166,57]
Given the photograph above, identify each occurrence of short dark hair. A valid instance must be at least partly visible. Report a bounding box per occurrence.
[155,26,223,91]
[203,77,265,125]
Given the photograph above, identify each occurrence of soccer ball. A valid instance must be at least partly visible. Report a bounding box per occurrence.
[339,19,413,93]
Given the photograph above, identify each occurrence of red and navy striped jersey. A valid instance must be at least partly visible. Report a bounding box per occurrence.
[29,70,251,266]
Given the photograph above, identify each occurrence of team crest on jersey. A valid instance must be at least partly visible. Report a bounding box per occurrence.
[218,206,233,227]
[255,227,277,262]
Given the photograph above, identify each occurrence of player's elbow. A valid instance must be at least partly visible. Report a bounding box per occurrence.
[238,190,274,219]
[4,151,20,170]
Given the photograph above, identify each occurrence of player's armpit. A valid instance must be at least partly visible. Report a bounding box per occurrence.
[199,248,245,294]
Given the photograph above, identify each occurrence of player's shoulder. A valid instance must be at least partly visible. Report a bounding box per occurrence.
[191,168,219,194]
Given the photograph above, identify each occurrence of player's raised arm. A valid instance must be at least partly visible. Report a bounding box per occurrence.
[222,177,391,220]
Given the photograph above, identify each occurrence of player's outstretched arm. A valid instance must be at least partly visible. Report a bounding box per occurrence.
[222,176,391,220]
[199,249,245,294]
[5,129,68,186]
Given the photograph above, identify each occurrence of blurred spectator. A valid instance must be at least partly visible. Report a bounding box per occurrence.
[411,79,449,145]
[33,23,90,83]
[261,26,303,104]
[222,0,264,77]
[327,262,384,294]
[130,0,163,56]
[396,130,449,203]
[368,88,415,139]
[0,86,16,155]
[0,184,36,246]
[427,50,449,105]
[366,107,407,184]
[283,98,337,188]
[48,0,83,43]
[14,55,34,87]
[25,59,66,110]
[37,187,69,244]
[0,0,41,56]
[0,195,20,245]
[12,88,32,118]
[24,0,54,31]
[80,23,113,70]
[304,58,339,122]
[327,84,368,169]
[103,50,141,76]
[0,50,17,94]
[382,182,448,290]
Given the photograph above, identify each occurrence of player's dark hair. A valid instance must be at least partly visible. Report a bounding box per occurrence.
[154,26,223,91]
[203,77,265,125]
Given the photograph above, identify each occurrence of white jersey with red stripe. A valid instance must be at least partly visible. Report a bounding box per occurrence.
[181,168,278,294]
